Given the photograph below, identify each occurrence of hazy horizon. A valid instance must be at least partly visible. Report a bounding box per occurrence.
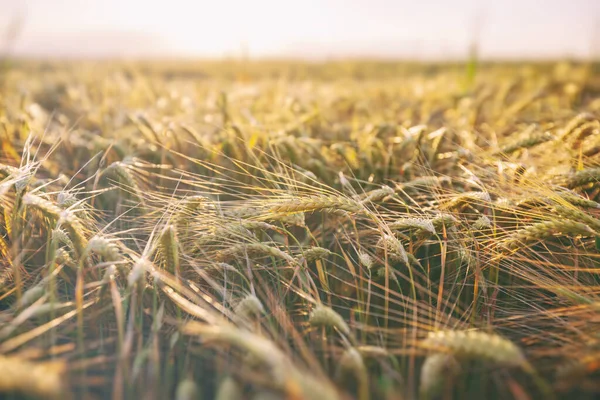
[1,0,599,60]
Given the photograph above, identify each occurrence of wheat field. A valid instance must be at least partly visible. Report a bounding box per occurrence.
[0,60,599,399]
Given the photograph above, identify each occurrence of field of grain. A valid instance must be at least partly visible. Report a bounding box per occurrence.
[1,60,600,399]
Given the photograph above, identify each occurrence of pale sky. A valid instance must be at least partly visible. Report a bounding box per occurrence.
[0,0,599,59]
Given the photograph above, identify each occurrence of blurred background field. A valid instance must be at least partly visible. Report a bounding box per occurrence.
[2,1,600,400]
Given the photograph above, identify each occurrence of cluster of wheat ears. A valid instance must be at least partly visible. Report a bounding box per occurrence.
[0,61,599,399]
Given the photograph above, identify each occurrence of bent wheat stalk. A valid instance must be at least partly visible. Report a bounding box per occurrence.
[502,219,595,251]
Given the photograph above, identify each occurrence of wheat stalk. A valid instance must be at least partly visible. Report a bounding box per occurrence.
[376,234,409,265]
[158,224,180,275]
[389,217,436,236]
[358,185,395,203]
[555,190,600,209]
[499,131,554,155]
[233,294,265,320]
[566,167,600,189]
[552,205,600,233]
[309,304,351,336]
[420,353,460,400]
[104,160,145,207]
[300,246,333,262]
[86,236,120,262]
[358,252,374,270]
[269,195,364,214]
[337,347,369,400]
[502,219,595,251]
[422,330,526,367]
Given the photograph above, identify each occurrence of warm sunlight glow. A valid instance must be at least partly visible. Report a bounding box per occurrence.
[1,0,599,59]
